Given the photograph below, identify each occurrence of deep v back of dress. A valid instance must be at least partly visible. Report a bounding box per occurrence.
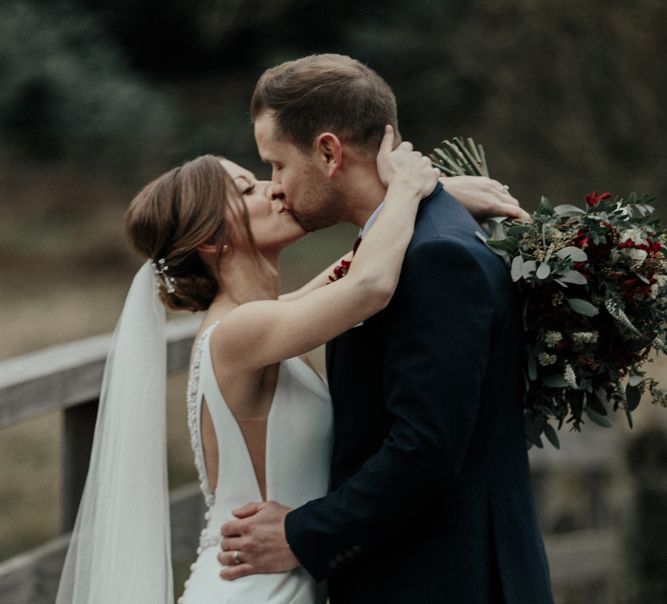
[179,322,332,604]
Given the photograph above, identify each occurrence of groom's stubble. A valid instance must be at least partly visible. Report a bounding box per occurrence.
[290,158,347,233]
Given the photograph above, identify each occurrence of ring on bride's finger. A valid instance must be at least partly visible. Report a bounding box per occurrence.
[502,184,510,192]
[233,550,242,565]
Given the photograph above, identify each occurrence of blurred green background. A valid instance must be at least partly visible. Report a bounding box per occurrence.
[0,1,666,602]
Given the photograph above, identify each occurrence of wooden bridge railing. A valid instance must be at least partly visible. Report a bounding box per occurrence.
[0,317,203,604]
[0,317,623,603]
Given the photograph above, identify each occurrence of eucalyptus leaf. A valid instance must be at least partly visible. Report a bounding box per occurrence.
[628,374,643,387]
[524,417,544,448]
[537,197,552,214]
[543,423,560,449]
[507,225,531,239]
[567,298,599,317]
[487,236,518,252]
[586,408,612,428]
[559,270,588,285]
[587,394,608,416]
[625,409,634,429]
[485,218,508,241]
[522,260,537,279]
[536,262,551,280]
[544,246,554,263]
[554,204,586,216]
[555,246,588,262]
[544,374,568,388]
[527,354,537,381]
[595,388,609,405]
[626,384,641,411]
[511,256,524,282]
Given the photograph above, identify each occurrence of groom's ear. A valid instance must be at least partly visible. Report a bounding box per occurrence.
[314,132,343,178]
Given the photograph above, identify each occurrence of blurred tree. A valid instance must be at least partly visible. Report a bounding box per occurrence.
[0,0,177,170]
[3,0,665,209]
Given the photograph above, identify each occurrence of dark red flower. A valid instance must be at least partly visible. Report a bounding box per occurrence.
[329,259,352,283]
[617,237,661,253]
[574,229,590,249]
[585,191,612,208]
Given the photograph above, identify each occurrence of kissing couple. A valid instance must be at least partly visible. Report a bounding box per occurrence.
[57,54,554,604]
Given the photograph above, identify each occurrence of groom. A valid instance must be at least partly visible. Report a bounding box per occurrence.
[219,54,554,603]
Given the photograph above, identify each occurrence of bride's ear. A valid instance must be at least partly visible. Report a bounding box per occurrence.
[315,132,342,178]
[197,239,230,261]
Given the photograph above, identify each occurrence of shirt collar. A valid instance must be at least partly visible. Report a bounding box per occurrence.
[360,203,384,239]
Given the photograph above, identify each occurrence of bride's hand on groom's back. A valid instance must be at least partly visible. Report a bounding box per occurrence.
[441,175,531,221]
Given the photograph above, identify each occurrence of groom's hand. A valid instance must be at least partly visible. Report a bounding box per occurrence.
[218,501,299,580]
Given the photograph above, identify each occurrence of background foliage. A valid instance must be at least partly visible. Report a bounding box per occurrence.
[0,3,665,600]
[2,0,665,194]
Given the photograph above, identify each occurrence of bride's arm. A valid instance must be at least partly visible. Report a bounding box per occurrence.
[281,168,530,304]
[216,126,439,372]
[279,251,354,302]
[440,175,530,221]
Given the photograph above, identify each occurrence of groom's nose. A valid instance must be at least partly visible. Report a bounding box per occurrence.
[267,182,285,201]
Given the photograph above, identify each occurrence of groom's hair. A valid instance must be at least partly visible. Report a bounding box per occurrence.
[251,54,400,153]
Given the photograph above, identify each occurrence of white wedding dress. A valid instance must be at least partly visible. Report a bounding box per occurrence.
[178,321,333,604]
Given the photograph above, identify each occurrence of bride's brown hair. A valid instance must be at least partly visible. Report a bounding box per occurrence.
[125,155,255,312]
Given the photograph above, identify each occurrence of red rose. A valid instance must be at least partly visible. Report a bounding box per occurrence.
[585,191,612,208]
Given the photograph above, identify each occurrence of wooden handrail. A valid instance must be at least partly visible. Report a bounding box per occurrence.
[0,315,201,532]
[0,316,630,603]
[0,316,200,429]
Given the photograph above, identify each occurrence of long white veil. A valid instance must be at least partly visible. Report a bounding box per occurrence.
[56,261,174,604]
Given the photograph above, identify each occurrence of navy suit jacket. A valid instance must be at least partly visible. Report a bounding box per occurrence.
[285,185,554,603]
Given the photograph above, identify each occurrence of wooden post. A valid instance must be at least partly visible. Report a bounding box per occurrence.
[61,399,99,532]
[624,428,667,602]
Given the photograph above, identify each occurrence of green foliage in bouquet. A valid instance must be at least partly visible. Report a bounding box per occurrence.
[432,139,667,449]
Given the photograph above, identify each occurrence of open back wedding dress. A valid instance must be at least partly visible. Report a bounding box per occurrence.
[178,321,332,604]
[56,264,331,604]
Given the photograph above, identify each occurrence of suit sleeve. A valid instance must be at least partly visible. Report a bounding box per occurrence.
[285,238,498,581]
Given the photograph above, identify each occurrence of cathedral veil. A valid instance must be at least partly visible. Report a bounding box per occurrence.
[56,261,174,604]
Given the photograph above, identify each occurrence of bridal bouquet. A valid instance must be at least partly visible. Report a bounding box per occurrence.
[432,138,667,448]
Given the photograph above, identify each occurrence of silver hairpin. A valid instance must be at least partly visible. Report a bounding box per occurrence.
[151,257,177,294]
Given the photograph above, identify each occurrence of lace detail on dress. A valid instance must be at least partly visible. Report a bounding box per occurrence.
[186,321,219,509]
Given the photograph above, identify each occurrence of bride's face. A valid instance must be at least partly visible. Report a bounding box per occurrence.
[220,159,306,251]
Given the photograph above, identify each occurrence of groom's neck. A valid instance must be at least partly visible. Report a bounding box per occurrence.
[339,159,387,229]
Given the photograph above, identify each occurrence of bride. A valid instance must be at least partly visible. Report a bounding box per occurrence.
[55,127,525,603]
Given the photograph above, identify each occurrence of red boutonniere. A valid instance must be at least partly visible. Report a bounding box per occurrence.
[329,259,352,283]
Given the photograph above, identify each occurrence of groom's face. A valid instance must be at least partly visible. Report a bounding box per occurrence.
[254,112,341,232]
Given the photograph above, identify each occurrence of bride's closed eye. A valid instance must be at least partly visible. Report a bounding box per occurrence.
[234,175,256,196]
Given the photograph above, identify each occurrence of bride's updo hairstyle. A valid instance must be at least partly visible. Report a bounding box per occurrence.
[125,155,255,312]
